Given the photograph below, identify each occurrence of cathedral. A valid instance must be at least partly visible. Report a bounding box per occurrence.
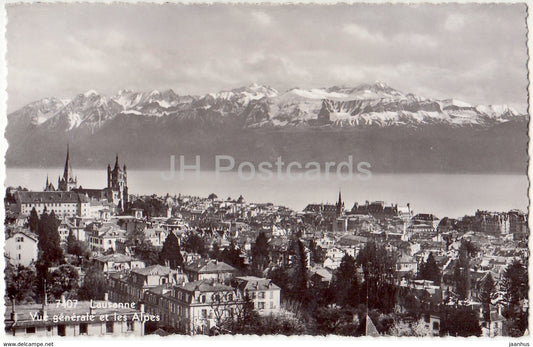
[44,146,129,212]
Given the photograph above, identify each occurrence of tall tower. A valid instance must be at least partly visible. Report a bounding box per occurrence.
[336,190,344,217]
[57,145,78,191]
[107,154,128,211]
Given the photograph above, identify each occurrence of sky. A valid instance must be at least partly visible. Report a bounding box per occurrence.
[6,3,529,113]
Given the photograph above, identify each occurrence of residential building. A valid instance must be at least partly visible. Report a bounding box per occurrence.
[231,276,281,315]
[4,231,38,267]
[183,259,238,282]
[108,265,187,304]
[93,254,145,275]
[87,224,126,253]
[144,280,243,335]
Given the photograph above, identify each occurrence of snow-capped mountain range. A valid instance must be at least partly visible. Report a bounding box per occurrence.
[6,82,527,173]
[8,82,525,132]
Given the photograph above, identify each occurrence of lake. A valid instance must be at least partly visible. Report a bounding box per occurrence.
[5,168,528,219]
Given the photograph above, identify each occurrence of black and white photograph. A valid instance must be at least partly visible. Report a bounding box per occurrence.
[1,1,530,342]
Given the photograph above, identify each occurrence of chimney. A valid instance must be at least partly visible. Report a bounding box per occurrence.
[140,304,145,313]
[104,293,109,301]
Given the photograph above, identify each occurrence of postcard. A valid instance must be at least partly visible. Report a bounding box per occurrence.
[2,1,530,343]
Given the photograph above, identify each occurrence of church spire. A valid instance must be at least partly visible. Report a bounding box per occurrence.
[336,189,344,217]
[114,153,120,170]
[63,144,70,182]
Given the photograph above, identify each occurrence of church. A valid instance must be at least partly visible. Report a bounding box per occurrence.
[43,146,129,213]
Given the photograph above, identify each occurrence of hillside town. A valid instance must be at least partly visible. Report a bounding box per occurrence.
[4,148,529,337]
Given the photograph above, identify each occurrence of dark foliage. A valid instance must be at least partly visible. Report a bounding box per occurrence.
[158,232,184,269]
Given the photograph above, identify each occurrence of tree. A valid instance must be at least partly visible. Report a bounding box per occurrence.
[308,239,326,265]
[5,264,36,303]
[66,230,77,254]
[78,265,108,300]
[502,259,528,317]
[287,238,308,304]
[37,211,64,266]
[418,252,441,285]
[332,254,359,307]
[441,306,482,337]
[134,240,159,266]
[220,242,246,272]
[209,242,221,260]
[389,318,432,336]
[158,232,184,269]
[479,273,495,322]
[356,242,397,313]
[268,266,290,296]
[129,197,168,218]
[28,207,39,233]
[251,232,270,275]
[454,241,476,300]
[313,306,355,335]
[182,231,207,256]
[308,274,334,309]
[66,231,90,265]
[48,265,79,300]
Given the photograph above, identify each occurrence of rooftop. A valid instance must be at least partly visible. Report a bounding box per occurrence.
[183,259,237,274]
[16,191,90,204]
[180,279,234,293]
[132,264,176,276]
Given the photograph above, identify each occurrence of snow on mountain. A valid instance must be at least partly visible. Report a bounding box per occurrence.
[84,89,99,98]
[206,84,279,104]
[7,82,527,133]
[6,97,67,129]
[111,89,181,114]
[287,88,352,100]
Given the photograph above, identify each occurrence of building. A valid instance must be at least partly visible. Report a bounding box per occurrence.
[303,192,344,221]
[351,201,409,219]
[4,231,38,267]
[93,254,145,275]
[107,154,129,212]
[476,210,510,236]
[508,210,528,240]
[144,227,169,247]
[396,254,418,275]
[15,191,90,219]
[108,265,187,304]
[183,259,238,282]
[144,280,244,335]
[4,300,144,337]
[231,276,281,315]
[87,224,126,254]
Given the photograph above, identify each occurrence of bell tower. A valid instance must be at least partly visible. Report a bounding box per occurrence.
[107,154,128,211]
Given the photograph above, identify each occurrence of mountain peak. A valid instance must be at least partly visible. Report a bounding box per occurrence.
[83,89,99,98]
